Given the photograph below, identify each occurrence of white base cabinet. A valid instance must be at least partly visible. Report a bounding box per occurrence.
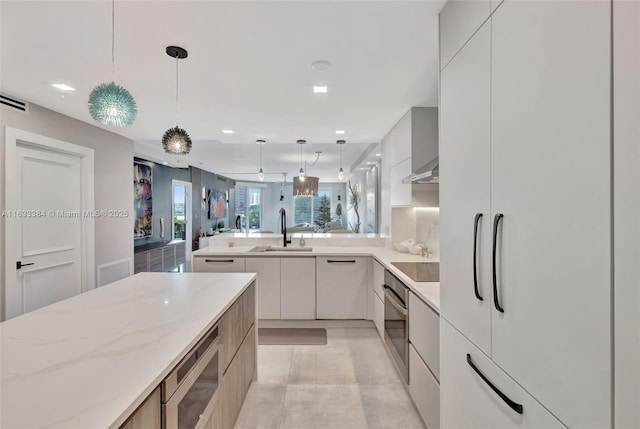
[409,292,439,380]
[441,321,564,429]
[316,256,367,319]
[192,257,245,273]
[280,257,316,319]
[245,258,280,319]
[373,292,384,339]
[409,345,440,429]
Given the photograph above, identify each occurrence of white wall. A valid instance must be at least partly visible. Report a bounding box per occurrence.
[0,102,133,321]
[391,207,440,258]
[614,1,640,426]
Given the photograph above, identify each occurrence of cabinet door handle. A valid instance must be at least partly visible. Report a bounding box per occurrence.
[205,259,234,263]
[327,259,356,264]
[492,214,505,313]
[473,213,484,301]
[467,353,523,414]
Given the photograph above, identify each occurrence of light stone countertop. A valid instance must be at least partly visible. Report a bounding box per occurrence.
[193,245,440,312]
[0,272,256,429]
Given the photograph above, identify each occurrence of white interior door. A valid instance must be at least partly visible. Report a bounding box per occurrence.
[5,128,94,320]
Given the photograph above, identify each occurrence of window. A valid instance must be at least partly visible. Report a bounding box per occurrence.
[234,186,262,230]
[293,189,331,228]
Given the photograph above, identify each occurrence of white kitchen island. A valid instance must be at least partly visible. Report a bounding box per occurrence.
[0,272,256,429]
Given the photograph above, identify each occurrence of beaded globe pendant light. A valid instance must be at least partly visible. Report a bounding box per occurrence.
[162,46,192,155]
[88,0,137,127]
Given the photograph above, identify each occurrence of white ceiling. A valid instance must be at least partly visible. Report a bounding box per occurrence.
[1,0,443,182]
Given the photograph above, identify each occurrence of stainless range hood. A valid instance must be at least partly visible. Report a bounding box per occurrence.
[402,157,439,184]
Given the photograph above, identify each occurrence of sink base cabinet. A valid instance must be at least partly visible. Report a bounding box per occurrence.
[280,257,316,319]
[246,258,281,319]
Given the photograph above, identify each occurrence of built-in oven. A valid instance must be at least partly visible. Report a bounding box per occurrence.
[162,324,223,429]
[383,270,409,383]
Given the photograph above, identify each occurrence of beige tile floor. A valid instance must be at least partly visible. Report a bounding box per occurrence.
[234,328,425,429]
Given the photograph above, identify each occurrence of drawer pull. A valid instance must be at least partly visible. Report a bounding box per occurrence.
[466,353,523,414]
[205,259,234,263]
[327,259,356,263]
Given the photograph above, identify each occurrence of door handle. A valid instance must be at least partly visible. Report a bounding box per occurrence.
[492,214,505,313]
[467,353,523,414]
[16,261,35,270]
[473,213,484,301]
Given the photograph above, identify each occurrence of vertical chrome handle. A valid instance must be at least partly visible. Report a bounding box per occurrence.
[473,213,484,301]
[492,214,505,313]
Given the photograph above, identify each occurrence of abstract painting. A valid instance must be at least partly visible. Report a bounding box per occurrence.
[134,163,152,238]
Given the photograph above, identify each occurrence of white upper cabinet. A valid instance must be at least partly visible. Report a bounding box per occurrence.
[439,0,491,69]
[439,1,612,428]
[490,3,611,427]
[439,21,492,356]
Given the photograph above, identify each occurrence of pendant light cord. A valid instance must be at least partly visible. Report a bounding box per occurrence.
[175,57,179,126]
[260,141,263,169]
[111,0,115,77]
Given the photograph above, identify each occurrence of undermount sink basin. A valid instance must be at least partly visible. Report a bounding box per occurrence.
[390,262,439,282]
[249,245,313,252]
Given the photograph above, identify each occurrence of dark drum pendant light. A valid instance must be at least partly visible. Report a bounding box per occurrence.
[162,46,192,155]
[88,0,137,127]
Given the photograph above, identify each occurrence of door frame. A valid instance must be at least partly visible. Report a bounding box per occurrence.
[4,127,95,317]
[171,179,192,262]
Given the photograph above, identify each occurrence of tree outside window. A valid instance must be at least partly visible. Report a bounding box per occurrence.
[293,189,331,228]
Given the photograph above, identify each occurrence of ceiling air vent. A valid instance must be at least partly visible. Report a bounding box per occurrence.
[0,94,29,114]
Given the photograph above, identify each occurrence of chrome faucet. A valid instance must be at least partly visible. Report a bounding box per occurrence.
[279,208,292,247]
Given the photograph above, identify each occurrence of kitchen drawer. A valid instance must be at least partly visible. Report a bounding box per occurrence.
[133,251,149,274]
[409,292,439,380]
[162,245,175,271]
[374,292,384,339]
[193,257,245,273]
[409,344,440,429]
[441,320,565,429]
[372,259,384,301]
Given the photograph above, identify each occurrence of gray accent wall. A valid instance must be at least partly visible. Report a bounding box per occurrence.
[0,102,133,321]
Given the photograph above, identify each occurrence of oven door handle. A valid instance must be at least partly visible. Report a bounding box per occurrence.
[384,287,408,316]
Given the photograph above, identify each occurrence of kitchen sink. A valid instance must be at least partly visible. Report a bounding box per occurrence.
[390,262,439,282]
[249,245,313,252]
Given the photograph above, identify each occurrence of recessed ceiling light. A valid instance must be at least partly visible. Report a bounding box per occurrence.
[335,130,345,135]
[366,161,376,165]
[311,60,332,71]
[222,129,235,134]
[162,161,169,165]
[313,86,328,94]
[375,153,381,157]
[359,168,369,171]
[51,83,75,91]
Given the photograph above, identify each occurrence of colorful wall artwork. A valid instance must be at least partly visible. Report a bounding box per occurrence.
[134,163,152,238]
[209,189,227,219]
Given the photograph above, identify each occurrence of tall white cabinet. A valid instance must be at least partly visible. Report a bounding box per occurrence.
[440,1,611,428]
